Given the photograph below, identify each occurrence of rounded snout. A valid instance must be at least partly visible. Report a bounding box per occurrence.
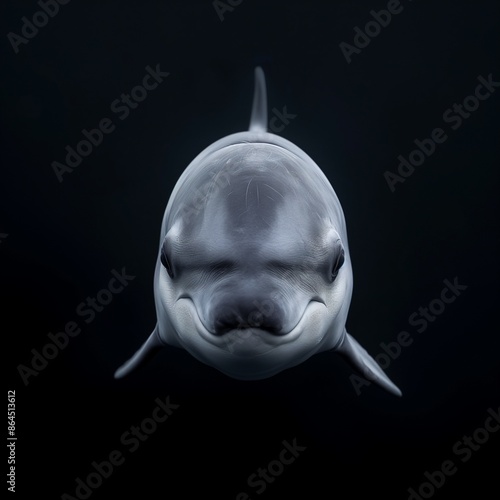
[210,295,285,335]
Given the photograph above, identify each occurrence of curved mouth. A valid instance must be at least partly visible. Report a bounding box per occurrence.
[176,297,326,356]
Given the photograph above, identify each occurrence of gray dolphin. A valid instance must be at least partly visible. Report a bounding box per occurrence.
[115,67,402,396]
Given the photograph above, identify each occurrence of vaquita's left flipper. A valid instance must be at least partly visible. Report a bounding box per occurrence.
[335,330,402,397]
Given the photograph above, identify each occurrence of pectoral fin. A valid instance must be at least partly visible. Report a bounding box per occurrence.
[114,325,165,379]
[335,331,402,397]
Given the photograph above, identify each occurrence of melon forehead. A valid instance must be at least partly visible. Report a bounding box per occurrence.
[200,143,306,200]
[173,143,329,240]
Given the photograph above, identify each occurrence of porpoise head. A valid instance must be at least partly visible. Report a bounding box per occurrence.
[115,68,402,396]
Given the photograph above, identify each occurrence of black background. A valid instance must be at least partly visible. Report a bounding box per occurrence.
[2,1,499,498]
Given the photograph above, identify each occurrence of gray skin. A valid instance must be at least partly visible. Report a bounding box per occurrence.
[115,68,402,396]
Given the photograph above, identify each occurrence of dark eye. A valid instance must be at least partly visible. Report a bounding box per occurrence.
[331,249,345,282]
[160,248,174,279]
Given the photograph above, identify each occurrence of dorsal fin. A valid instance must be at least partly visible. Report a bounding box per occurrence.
[249,67,268,132]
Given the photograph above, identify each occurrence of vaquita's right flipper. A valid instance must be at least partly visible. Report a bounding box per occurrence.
[114,324,165,379]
